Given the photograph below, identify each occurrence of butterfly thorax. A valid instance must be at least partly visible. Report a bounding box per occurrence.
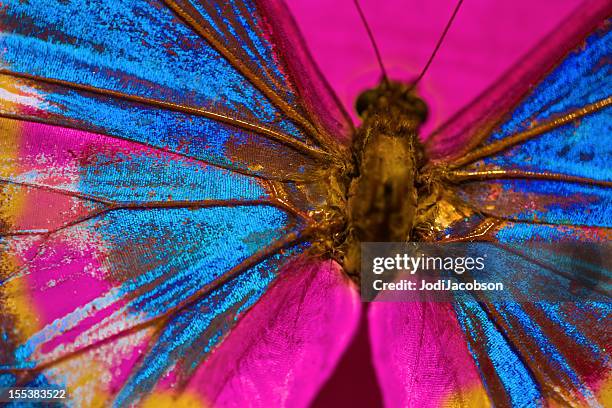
[341,81,428,278]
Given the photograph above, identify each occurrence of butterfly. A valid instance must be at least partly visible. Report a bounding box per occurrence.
[0,0,609,407]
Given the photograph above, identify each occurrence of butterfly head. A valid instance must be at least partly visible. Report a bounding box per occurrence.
[355,80,429,126]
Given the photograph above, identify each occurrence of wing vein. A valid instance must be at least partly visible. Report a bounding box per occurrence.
[160,0,329,147]
[0,70,331,162]
[0,178,311,236]
[0,112,314,183]
[447,169,612,187]
[449,96,611,168]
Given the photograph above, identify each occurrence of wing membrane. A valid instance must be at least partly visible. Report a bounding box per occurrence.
[0,74,324,181]
[0,0,310,143]
[422,2,612,405]
[0,205,302,372]
[0,0,351,401]
[112,248,306,406]
[456,179,611,227]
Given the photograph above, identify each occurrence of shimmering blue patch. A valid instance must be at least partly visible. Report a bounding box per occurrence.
[496,220,608,244]
[540,302,610,356]
[1,80,315,178]
[458,179,612,227]
[459,23,611,231]
[455,234,610,404]
[494,303,599,402]
[454,301,542,407]
[186,0,293,102]
[506,181,611,226]
[490,26,610,141]
[104,206,291,316]
[484,107,611,181]
[113,246,303,406]
[0,0,306,141]
[0,373,15,388]
[77,151,268,203]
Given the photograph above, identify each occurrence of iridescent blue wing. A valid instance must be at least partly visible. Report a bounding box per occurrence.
[425,1,611,406]
[0,0,352,405]
[0,0,352,180]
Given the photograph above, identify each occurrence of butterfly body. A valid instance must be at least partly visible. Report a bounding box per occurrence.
[339,81,430,276]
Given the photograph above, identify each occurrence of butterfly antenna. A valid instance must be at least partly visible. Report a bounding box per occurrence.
[409,0,464,90]
[353,0,389,86]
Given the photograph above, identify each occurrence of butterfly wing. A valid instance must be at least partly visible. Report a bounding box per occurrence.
[419,1,611,406]
[0,0,353,405]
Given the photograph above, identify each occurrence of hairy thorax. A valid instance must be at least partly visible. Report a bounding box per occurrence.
[308,81,466,281]
[342,91,426,278]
